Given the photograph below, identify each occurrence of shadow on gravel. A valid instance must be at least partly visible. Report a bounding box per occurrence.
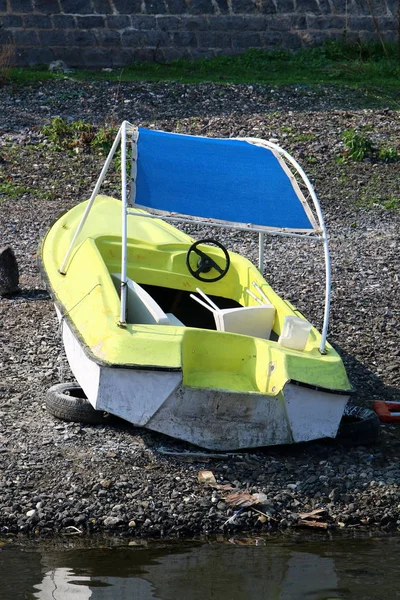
[334,343,399,405]
[1,288,50,301]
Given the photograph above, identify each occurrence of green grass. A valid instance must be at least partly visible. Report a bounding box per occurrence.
[381,196,400,210]
[6,41,400,92]
[359,195,400,210]
[0,180,30,198]
[0,177,54,200]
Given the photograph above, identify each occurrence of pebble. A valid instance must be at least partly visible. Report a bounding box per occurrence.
[103,516,123,527]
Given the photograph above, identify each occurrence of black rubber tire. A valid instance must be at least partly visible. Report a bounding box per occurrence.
[46,382,111,425]
[335,404,380,446]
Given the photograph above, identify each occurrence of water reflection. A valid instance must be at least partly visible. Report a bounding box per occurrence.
[1,536,399,600]
[34,567,154,599]
[32,545,339,600]
[34,568,92,599]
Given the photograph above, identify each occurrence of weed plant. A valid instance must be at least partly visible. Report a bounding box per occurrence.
[0,44,15,85]
[40,118,131,172]
[378,146,399,162]
[41,117,118,155]
[41,117,96,151]
[340,128,399,163]
[341,129,374,161]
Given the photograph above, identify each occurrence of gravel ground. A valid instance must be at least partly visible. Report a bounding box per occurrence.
[0,79,399,539]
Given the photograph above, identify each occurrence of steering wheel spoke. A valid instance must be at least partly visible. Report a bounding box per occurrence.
[193,248,209,260]
[186,239,230,283]
[213,263,224,274]
[193,266,205,277]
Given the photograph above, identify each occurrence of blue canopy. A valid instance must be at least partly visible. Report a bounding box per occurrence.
[134,128,317,233]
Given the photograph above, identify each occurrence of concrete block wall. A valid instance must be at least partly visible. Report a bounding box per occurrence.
[0,0,397,68]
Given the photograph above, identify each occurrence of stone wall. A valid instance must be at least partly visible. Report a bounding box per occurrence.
[0,0,398,68]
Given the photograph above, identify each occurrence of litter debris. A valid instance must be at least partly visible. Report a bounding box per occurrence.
[62,525,82,535]
[296,508,329,529]
[257,514,268,524]
[225,491,269,508]
[373,400,400,423]
[251,507,277,521]
[228,537,266,546]
[197,470,217,485]
[297,519,328,529]
[48,60,75,74]
[298,508,327,520]
[221,508,244,527]
[212,483,235,492]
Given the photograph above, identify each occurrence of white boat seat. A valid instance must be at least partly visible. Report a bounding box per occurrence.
[111,274,184,326]
[190,288,275,340]
[216,305,275,340]
[165,312,185,327]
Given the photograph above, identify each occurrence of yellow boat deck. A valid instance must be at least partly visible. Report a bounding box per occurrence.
[41,196,352,397]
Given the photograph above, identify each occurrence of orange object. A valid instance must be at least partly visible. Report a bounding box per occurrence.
[373,401,400,423]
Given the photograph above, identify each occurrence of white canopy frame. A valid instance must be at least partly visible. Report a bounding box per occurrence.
[59,121,331,354]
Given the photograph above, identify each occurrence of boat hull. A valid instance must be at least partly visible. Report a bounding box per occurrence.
[58,306,349,450]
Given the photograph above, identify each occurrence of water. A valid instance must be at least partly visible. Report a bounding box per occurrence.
[1,535,399,600]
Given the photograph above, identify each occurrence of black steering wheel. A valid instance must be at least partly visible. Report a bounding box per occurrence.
[186,238,230,283]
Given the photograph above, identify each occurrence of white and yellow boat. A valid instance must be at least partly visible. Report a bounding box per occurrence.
[40,122,352,450]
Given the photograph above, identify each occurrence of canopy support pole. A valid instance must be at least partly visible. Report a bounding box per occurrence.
[320,235,331,354]
[119,121,128,327]
[59,124,123,275]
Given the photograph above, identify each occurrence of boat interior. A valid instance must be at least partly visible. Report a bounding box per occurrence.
[98,235,313,352]
[111,273,279,339]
